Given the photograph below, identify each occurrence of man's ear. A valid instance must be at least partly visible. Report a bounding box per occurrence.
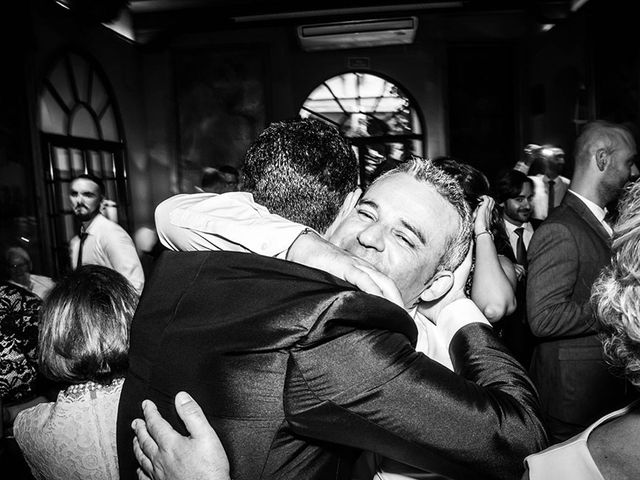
[595,148,609,171]
[419,270,454,303]
[323,188,362,239]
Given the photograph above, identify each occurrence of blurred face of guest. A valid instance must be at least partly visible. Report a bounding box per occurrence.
[220,173,239,193]
[328,172,458,307]
[8,252,30,286]
[545,154,565,179]
[70,178,102,222]
[502,182,533,226]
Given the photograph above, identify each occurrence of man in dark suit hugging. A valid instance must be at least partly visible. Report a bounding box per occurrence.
[527,120,640,443]
[118,119,546,480]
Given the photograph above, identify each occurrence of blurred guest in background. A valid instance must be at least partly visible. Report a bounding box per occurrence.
[0,280,44,425]
[14,265,137,480]
[5,246,55,300]
[524,176,640,479]
[196,166,240,194]
[133,226,164,280]
[68,173,144,295]
[1,278,47,479]
[515,144,570,221]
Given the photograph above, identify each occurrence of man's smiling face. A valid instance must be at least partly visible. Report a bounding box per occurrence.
[328,172,459,307]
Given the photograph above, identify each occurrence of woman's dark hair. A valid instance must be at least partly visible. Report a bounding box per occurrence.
[38,265,137,384]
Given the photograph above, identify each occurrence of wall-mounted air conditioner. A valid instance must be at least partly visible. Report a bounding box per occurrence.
[297,17,418,52]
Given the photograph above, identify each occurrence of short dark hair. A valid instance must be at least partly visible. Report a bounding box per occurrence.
[38,265,137,385]
[72,173,105,196]
[243,119,358,232]
[431,157,490,212]
[493,169,534,204]
[201,166,239,189]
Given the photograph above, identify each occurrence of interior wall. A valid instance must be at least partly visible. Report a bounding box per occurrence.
[141,10,528,204]
[28,2,150,240]
[522,0,640,177]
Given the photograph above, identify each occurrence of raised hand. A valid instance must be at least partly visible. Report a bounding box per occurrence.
[474,195,495,236]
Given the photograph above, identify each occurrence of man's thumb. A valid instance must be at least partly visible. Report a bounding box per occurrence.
[175,391,213,438]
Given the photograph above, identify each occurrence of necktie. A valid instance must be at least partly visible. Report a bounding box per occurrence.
[76,230,88,269]
[547,179,556,217]
[515,227,527,266]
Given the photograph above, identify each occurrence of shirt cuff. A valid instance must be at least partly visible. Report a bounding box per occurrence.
[436,298,491,347]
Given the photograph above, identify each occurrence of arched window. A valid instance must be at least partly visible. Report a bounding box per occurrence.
[300,72,423,188]
[39,50,130,275]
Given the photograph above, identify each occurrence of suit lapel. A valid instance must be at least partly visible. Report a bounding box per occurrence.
[562,191,611,246]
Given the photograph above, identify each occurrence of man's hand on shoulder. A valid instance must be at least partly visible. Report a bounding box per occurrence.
[286,229,403,308]
[132,392,230,480]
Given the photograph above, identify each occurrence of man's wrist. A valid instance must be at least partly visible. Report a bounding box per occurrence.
[285,227,320,261]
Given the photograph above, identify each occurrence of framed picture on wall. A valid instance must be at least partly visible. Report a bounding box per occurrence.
[173,45,268,192]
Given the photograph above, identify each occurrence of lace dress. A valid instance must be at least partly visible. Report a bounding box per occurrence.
[0,281,42,404]
[14,378,124,480]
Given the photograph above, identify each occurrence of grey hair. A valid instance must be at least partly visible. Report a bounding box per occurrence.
[373,156,472,272]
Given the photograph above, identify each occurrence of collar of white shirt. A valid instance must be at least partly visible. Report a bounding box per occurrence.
[568,189,612,236]
[503,219,534,237]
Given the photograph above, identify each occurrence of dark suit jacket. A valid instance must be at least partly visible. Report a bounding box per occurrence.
[117,251,546,480]
[527,191,634,437]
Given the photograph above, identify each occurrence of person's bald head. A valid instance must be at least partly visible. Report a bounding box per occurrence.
[573,120,639,204]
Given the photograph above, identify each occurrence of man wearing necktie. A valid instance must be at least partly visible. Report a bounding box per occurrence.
[514,144,570,221]
[493,169,539,367]
[68,174,144,295]
[527,120,640,443]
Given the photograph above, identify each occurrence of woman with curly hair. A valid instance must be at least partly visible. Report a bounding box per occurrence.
[523,180,640,479]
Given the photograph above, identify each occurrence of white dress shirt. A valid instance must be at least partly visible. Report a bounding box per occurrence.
[69,213,144,294]
[513,162,570,220]
[9,274,55,300]
[529,175,570,220]
[503,219,534,258]
[155,192,309,256]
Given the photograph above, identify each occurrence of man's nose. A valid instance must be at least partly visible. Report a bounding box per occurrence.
[357,224,385,251]
[630,163,640,181]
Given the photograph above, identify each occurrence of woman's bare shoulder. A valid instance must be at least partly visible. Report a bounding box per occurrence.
[588,406,640,479]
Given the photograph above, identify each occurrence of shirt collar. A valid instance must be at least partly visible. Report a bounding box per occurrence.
[83,212,104,235]
[503,218,533,235]
[569,190,608,224]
